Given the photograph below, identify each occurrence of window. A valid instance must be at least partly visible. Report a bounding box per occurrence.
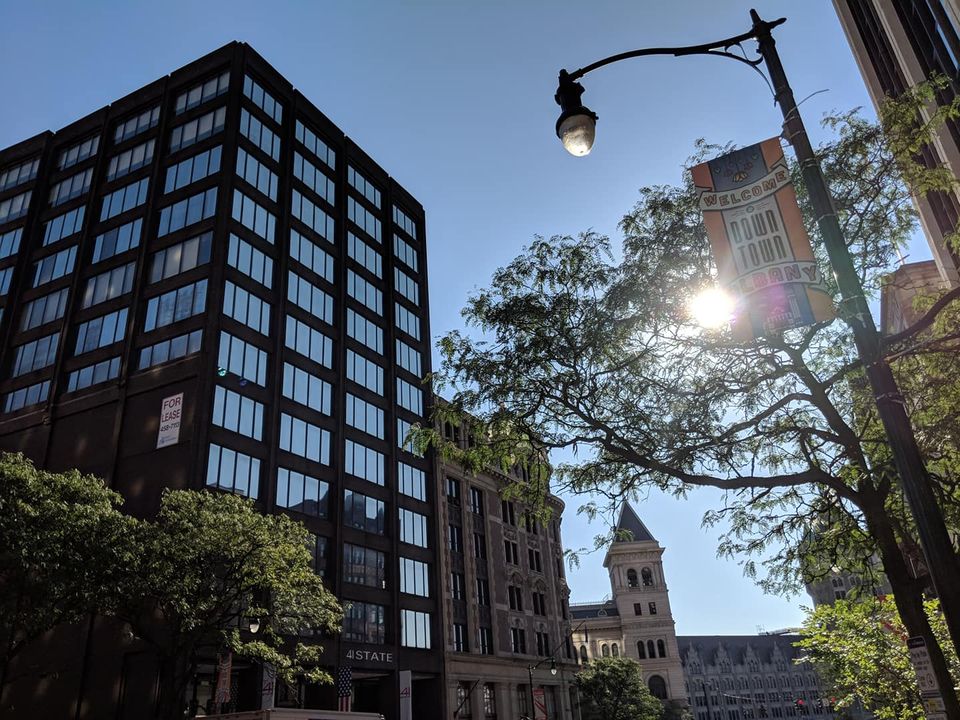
[348,196,381,241]
[175,71,230,114]
[231,189,275,243]
[288,271,333,324]
[0,191,31,223]
[65,356,121,392]
[511,627,526,654]
[144,279,207,331]
[343,601,385,644]
[100,177,148,221]
[528,548,542,573]
[0,156,39,191]
[447,478,461,504]
[164,145,222,194]
[395,302,420,340]
[468,487,484,515]
[400,557,429,597]
[295,120,335,169]
[478,627,493,655]
[290,229,333,281]
[206,443,260,498]
[393,234,419,272]
[347,349,384,395]
[453,623,468,652]
[0,227,22,259]
[395,340,422,379]
[239,108,280,161]
[223,281,270,335]
[107,139,155,181]
[92,217,142,262]
[394,267,419,305]
[347,270,382,315]
[505,540,519,565]
[33,246,78,287]
[216,331,266,385]
[169,106,226,152]
[278,413,331,464]
[476,578,490,605]
[536,631,550,656]
[57,136,99,170]
[81,261,136,308]
[347,232,381,277]
[401,609,431,649]
[294,151,335,205]
[243,74,283,124]
[0,266,15,294]
[634,603,643,616]
[399,507,428,547]
[49,168,93,206]
[115,106,160,144]
[212,385,264,440]
[627,569,639,587]
[658,639,667,658]
[448,524,463,553]
[3,380,50,412]
[398,462,426,501]
[474,533,486,560]
[648,675,668,701]
[393,205,417,239]
[282,362,331,415]
[285,315,332,367]
[139,329,203,370]
[346,308,383,354]
[291,189,334,242]
[601,644,610,658]
[228,234,273,288]
[308,534,329,578]
[532,592,547,616]
[344,543,386,588]
[649,602,657,615]
[451,572,466,600]
[75,308,127,354]
[277,467,329,517]
[502,500,516,526]
[346,393,384,439]
[580,645,589,663]
[150,233,212,283]
[508,585,523,611]
[42,206,81,247]
[396,377,423,415]
[482,684,496,719]
[343,489,385,534]
[637,641,646,659]
[642,567,654,586]
[21,288,69,330]
[158,187,217,236]
[235,146,278,200]
[345,439,385,486]
[397,417,421,455]
[348,166,381,207]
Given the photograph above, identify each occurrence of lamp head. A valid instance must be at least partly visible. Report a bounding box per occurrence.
[550,658,558,676]
[248,617,261,634]
[555,70,597,157]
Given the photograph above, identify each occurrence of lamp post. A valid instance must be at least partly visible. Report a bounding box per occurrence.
[525,656,557,720]
[552,7,960,670]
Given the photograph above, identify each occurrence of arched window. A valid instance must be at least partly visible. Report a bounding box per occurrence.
[657,639,667,658]
[637,641,646,659]
[641,567,654,586]
[579,645,588,663]
[648,675,668,700]
[627,569,639,587]
[647,640,656,659]
[601,643,610,657]
[612,643,619,657]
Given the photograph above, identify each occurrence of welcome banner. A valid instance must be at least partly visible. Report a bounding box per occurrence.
[691,137,834,340]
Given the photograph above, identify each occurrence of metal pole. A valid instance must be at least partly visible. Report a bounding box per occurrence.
[528,664,536,720]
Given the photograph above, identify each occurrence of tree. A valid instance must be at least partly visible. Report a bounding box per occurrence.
[0,453,135,711]
[117,489,342,720]
[417,81,960,714]
[796,597,959,720]
[576,657,664,720]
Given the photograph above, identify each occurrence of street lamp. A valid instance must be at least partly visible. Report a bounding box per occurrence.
[552,7,960,665]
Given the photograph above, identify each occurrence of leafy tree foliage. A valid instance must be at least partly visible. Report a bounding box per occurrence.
[576,657,664,720]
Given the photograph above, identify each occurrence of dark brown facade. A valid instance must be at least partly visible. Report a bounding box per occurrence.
[0,42,443,720]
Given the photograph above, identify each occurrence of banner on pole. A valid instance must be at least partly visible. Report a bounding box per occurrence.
[691,137,834,340]
[214,652,232,706]
[533,686,548,720]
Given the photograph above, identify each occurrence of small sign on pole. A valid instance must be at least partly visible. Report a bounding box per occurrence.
[398,669,412,720]
[260,663,275,710]
[907,636,946,720]
[156,392,184,449]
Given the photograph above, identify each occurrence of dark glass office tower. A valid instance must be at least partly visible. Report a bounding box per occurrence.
[0,42,441,720]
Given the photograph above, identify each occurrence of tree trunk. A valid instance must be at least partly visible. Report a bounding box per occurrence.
[864,498,960,719]
[155,653,191,720]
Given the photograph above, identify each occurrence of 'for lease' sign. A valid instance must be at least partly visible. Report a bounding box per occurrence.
[156,393,184,449]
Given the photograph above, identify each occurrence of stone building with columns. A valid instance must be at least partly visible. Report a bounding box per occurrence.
[570,504,687,713]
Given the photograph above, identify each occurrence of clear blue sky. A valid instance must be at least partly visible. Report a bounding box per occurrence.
[0,1,932,635]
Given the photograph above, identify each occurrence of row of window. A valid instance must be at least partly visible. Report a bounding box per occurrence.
[342,602,431,650]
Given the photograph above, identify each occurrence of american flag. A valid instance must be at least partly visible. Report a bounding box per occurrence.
[337,666,352,712]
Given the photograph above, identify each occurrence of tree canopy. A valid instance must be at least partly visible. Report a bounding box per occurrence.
[576,657,665,720]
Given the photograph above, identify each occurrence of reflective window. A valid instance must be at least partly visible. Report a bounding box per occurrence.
[400,557,429,597]
[344,543,386,588]
[92,217,141,262]
[397,377,424,416]
[49,168,92,206]
[0,191,32,223]
[394,267,419,306]
[393,205,418,240]
[243,74,283,124]
[3,379,50,412]
[393,234,418,272]
[206,442,259,499]
[217,331,267,386]
[158,187,217,236]
[223,281,270,335]
[291,189,333,242]
[107,139,155,181]
[345,439,384,486]
[288,271,333,324]
[277,467,329,517]
[344,489,385,534]
[348,166,380,207]
[21,287,69,330]
[347,349,383,395]
[143,279,207,331]
[399,507,428,547]
[282,362,332,415]
[212,385,264,440]
[169,106,226,152]
[400,609,431,649]
[239,108,280,162]
[67,355,120,392]
[295,119,335,170]
[309,534,329,578]
[347,308,383,355]
[398,462,426,501]
[285,315,333,368]
[236,147,278,201]
[278,412,331,464]
[346,393,384,439]
[232,189,276,244]
[397,418,421,456]
[115,106,160,144]
[33,246,77,287]
[138,329,203,370]
[396,339,422,377]
[82,262,135,308]
[150,232,212,283]
[164,145,222,193]
[75,308,128,354]
[342,602,385,644]
[290,229,333,282]
[0,227,21,260]
[348,197,381,242]
[0,267,13,295]
[347,270,382,315]
[11,333,59,376]
[100,178,149,221]
[348,232,382,278]
[57,136,99,170]
[43,206,85,246]
[175,71,230,115]
[0,156,40,192]
[228,234,273,288]
[293,151,335,205]
[395,302,420,341]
